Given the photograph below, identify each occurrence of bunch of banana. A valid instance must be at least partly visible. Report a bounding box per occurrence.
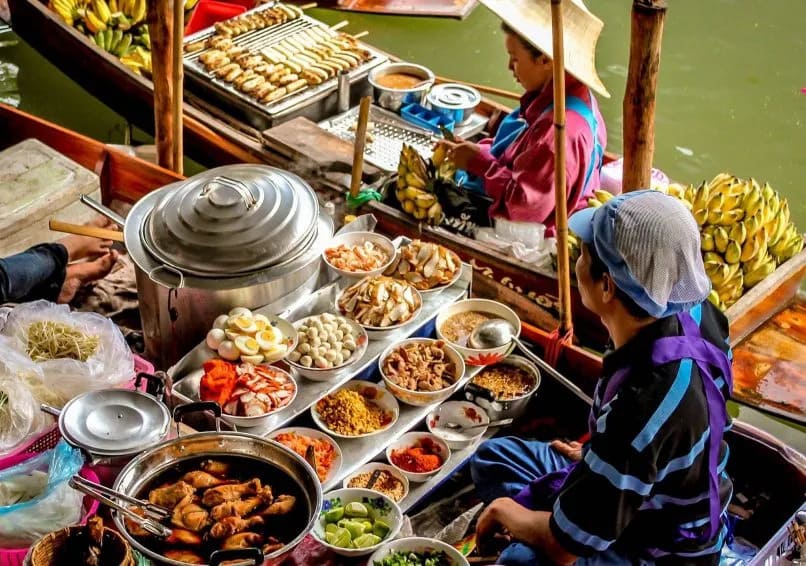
[93,29,134,56]
[82,0,113,33]
[431,143,457,183]
[119,0,147,25]
[586,188,616,209]
[49,0,88,26]
[662,173,803,310]
[120,46,152,75]
[394,144,443,225]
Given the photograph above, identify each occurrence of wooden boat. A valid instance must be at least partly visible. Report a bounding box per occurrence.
[8,0,806,357]
[2,102,803,562]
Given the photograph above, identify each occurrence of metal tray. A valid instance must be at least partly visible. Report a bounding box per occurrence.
[183,3,388,129]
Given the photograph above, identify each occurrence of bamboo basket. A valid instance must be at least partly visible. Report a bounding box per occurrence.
[24,526,134,566]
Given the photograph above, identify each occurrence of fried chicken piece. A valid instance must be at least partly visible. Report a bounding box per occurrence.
[202,479,262,507]
[149,481,194,509]
[123,507,150,537]
[263,537,285,554]
[165,527,203,546]
[259,494,296,516]
[164,550,204,564]
[182,471,236,490]
[210,515,264,539]
[200,459,231,478]
[222,532,263,550]
[211,496,264,521]
[171,498,210,532]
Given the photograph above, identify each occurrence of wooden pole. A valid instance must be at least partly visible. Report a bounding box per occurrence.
[171,0,184,174]
[148,0,176,171]
[349,96,372,199]
[622,0,667,192]
[551,0,573,334]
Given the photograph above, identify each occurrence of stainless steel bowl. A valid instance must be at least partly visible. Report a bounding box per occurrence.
[464,355,541,421]
[368,62,435,112]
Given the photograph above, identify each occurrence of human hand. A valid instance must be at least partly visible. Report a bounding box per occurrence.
[550,439,583,462]
[439,138,481,170]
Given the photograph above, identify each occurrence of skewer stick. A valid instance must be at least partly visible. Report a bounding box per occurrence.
[434,74,521,101]
[330,20,349,32]
[551,0,573,334]
[351,30,369,40]
[171,0,184,174]
[349,96,372,199]
[49,220,125,243]
[299,2,317,9]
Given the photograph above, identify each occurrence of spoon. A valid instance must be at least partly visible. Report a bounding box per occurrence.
[468,319,593,406]
[443,418,513,433]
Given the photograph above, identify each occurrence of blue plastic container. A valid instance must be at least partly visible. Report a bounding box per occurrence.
[400,103,455,134]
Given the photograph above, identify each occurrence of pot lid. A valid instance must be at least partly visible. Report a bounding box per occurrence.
[59,389,170,456]
[427,83,481,109]
[143,165,320,277]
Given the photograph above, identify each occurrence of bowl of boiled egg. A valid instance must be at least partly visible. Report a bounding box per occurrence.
[205,307,297,364]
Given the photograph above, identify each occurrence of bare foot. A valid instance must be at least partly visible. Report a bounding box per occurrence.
[57,250,119,304]
[59,216,118,261]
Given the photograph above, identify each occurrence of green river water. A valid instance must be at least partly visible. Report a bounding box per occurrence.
[0,2,803,449]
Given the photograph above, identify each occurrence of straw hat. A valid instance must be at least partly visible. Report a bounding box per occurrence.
[480,0,610,98]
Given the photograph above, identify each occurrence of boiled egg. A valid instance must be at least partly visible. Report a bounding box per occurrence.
[240,354,264,364]
[261,343,288,360]
[217,340,240,361]
[234,335,260,356]
[213,314,229,330]
[225,330,240,342]
[206,328,226,350]
[228,307,253,317]
[255,328,282,350]
[253,314,271,332]
[229,315,258,334]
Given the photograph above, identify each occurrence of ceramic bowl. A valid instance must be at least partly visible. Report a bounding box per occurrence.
[312,488,403,557]
[435,299,521,366]
[323,231,397,281]
[426,401,489,450]
[268,427,343,486]
[342,462,409,503]
[311,381,400,440]
[286,314,369,381]
[378,338,466,407]
[368,537,470,566]
[385,431,450,483]
[336,277,423,341]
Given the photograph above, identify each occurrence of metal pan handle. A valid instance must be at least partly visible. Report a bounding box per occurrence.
[79,194,126,227]
[199,176,257,210]
[134,372,166,402]
[40,404,62,418]
[464,382,496,404]
[172,401,222,436]
[147,264,186,289]
[209,547,264,566]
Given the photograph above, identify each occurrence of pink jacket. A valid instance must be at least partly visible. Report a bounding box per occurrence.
[466,76,607,235]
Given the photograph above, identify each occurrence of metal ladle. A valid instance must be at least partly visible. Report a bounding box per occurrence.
[469,319,593,406]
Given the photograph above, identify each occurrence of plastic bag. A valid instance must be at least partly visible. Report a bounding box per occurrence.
[1,300,134,406]
[0,363,51,454]
[0,441,84,546]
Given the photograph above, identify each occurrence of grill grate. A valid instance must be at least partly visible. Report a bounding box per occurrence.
[319,105,435,172]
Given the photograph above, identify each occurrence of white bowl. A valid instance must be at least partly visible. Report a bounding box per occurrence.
[368,537,470,566]
[311,381,400,439]
[342,462,409,503]
[323,231,397,280]
[286,314,369,381]
[427,401,489,450]
[378,338,466,407]
[336,277,423,341]
[268,427,343,486]
[435,299,521,366]
[385,243,463,297]
[171,364,297,429]
[386,432,450,483]
[313,487,403,557]
[208,313,298,365]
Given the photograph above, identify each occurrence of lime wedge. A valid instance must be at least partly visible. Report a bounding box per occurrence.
[325,523,338,534]
[324,506,345,523]
[372,519,391,539]
[329,527,352,548]
[343,519,367,540]
[352,533,382,549]
[345,501,369,518]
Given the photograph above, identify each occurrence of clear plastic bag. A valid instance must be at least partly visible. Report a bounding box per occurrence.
[1,300,134,406]
[0,441,84,547]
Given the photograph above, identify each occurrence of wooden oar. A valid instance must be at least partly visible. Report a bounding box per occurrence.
[433,74,521,101]
[49,220,125,243]
[349,96,372,200]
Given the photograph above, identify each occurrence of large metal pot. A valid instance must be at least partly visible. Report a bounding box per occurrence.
[112,426,322,566]
[119,165,333,368]
[464,355,541,421]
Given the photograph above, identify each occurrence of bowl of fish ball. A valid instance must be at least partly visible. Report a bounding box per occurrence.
[323,231,397,280]
[286,313,368,381]
[311,381,399,439]
[379,338,466,407]
[369,537,470,566]
[111,432,323,566]
[313,488,403,557]
[342,463,409,503]
[464,355,540,421]
[337,276,423,340]
[268,427,343,485]
[369,62,435,112]
[426,401,490,450]
[435,299,521,366]
[386,432,450,483]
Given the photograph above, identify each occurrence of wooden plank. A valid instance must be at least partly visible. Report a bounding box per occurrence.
[335,0,478,19]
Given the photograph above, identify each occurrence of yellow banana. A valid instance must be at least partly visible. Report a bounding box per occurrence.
[587,198,603,208]
[742,184,763,218]
[706,262,731,286]
[405,173,426,189]
[92,0,111,23]
[427,202,443,224]
[402,186,425,201]
[728,222,747,245]
[778,201,791,226]
[402,200,416,214]
[703,252,724,264]
[413,207,427,221]
[761,182,775,202]
[130,0,146,23]
[666,183,685,199]
[707,173,733,196]
[692,182,710,211]
[397,162,408,177]
[713,227,729,253]
[740,234,760,263]
[706,192,724,213]
[707,289,721,308]
[396,176,408,190]
[414,193,437,209]
[593,189,615,204]
[84,10,106,33]
[693,208,708,226]
[108,0,117,12]
[743,259,776,288]
[431,144,447,167]
[724,240,742,264]
[744,213,762,238]
[718,209,744,226]
[700,233,715,252]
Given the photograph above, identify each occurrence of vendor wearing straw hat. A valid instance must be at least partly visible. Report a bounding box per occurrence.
[442,0,608,235]
[471,191,733,565]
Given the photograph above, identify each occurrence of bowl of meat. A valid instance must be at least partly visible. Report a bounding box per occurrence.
[378,338,466,407]
[172,359,297,428]
[323,231,397,280]
[336,276,423,341]
[383,239,462,296]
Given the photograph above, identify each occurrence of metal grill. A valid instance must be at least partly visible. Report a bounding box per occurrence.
[182,3,387,128]
[319,105,435,172]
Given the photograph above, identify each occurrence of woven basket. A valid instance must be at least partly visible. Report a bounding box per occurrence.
[26,526,134,566]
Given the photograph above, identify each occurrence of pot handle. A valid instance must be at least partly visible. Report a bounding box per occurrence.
[199,176,257,210]
[465,382,496,404]
[134,372,166,401]
[173,401,222,436]
[147,264,185,289]
[209,547,264,566]
[40,404,62,418]
[79,194,127,226]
